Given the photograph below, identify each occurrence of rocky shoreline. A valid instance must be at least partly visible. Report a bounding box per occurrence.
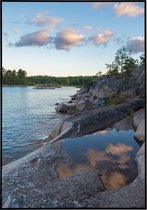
[2,65,145,208]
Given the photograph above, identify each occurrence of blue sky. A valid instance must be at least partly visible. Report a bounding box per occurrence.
[2,2,144,76]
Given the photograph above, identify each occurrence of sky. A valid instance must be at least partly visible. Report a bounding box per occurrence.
[2,2,145,76]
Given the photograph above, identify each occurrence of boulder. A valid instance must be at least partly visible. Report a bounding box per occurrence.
[71,94,78,100]
[133,108,145,128]
[55,103,70,113]
[68,105,78,115]
[67,100,73,104]
[134,121,145,142]
[68,99,93,115]
[133,108,145,142]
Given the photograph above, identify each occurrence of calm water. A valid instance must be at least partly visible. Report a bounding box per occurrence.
[2,86,78,165]
[57,128,140,189]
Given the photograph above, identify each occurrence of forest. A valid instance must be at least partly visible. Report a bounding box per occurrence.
[2,67,97,86]
[2,48,144,86]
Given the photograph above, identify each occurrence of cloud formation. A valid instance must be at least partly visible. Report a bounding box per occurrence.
[90,30,113,46]
[15,28,51,47]
[126,36,144,53]
[54,28,85,50]
[114,3,144,17]
[91,2,112,10]
[27,13,64,27]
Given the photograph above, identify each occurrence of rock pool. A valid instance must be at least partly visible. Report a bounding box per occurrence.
[57,128,140,189]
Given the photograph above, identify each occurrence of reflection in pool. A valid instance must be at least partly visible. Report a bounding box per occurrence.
[57,128,140,189]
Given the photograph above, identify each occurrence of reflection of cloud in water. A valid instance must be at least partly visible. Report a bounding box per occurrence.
[105,143,133,155]
[101,171,128,189]
[75,163,91,172]
[117,154,130,169]
[86,149,111,167]
[57,164,73,177]
[58,141,136,188]
[57,163,92,178]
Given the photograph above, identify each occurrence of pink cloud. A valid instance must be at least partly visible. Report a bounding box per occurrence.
[54,28,85,50]
[90,30,113,46]
[15,28,51,47]
[114,3,144,17]
[105,143,133,155]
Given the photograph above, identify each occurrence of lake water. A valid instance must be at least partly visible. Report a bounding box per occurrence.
[2,86,78,165]
[57,128,140,189]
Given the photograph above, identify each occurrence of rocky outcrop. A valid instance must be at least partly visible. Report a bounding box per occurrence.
[50,98,145,143]
[68,98,93,115]
[132,64,145,86]
[55,65,145,115]
[2,130,145,208]
[2,65,145,208]
[2,141,104,208]
[133,108,145,142]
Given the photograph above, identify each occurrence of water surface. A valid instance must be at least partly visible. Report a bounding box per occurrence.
[2,86,78,165]
[57,128,140,189]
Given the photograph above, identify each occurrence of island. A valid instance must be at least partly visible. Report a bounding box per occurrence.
[33,84,61,89]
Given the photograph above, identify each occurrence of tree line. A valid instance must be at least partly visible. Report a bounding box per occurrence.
[2,68,27,85]
[2,48,145,86]
[2,68,97,86]
[99,48,144,77]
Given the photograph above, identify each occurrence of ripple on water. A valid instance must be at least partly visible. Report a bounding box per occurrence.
[3,86,79,165]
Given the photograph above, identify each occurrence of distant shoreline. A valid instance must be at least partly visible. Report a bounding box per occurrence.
[2,85,29,87]
[2,84,81,88]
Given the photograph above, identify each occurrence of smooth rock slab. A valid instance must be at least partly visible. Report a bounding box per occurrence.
[113,116,133,131]
[50,98,145,143]
[2,141,104,208]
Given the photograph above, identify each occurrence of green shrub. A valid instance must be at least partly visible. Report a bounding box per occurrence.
[107,93,128,105]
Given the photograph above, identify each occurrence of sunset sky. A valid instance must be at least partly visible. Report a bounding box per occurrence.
[2,2,144,76]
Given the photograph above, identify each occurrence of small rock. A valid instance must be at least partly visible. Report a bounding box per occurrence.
[134,120,145,142]
[55,103,70,113]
